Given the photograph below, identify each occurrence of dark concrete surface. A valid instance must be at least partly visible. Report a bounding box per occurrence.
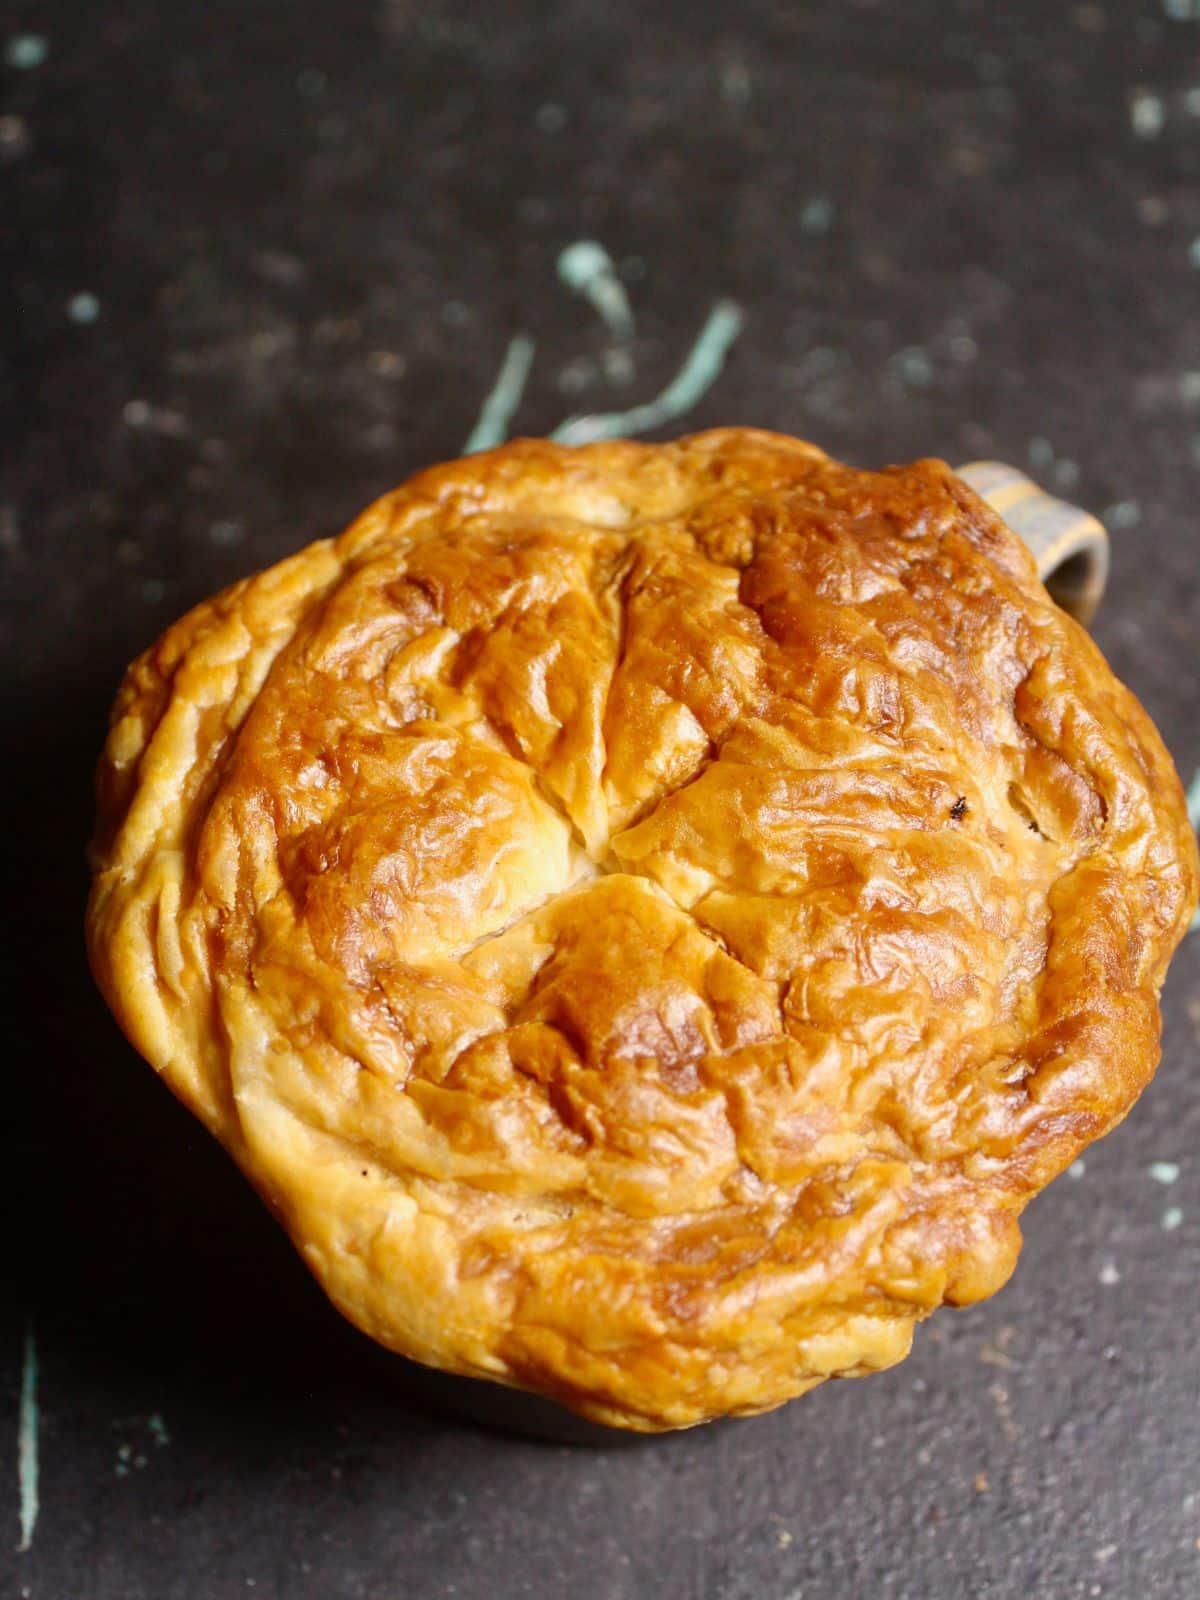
[3,1,1200,1595]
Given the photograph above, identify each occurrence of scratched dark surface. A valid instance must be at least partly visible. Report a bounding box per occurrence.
[4,1,1200,1596]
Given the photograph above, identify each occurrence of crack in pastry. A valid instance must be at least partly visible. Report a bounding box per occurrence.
[87,429,1198,1430]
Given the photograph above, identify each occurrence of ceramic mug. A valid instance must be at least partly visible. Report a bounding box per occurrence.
[957,460,1110,624]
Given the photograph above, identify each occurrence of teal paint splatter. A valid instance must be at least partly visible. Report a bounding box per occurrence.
[462,334,536,453]
[557,241,636,343]
[6,34,48,70]
[17,1320,38,1553]
[1186,769,1200,831]
[552,300,744,445]
[147,1412,171,1447]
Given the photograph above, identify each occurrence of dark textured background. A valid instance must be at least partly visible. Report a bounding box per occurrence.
[4,1,1200,1596]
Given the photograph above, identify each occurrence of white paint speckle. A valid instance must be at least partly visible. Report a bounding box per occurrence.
[1099,1260,1121,1286]
[1148,1161,1181,1185]
[800,197,835,236]
[602,346,635,387]
[1029,436,1055,471]
[1068,1159,1087,1179]
[1138,194,1170,225]
[121,398,188,437]
[1053,458,1081,491]
[1130,89,1167,139]
[517,195,552,227]
[1095,1543,1119,1565]
[719,55,752,107]
[366,349,405,379]
[1074,4,1107,32]
[557,355,598,395]
[1162,1206,1184,1231]
[1185,86,1200,116]
[1104,500,1141,530]
[248,329,290,360]
[115,1441,137,1477]
[1188,238,1200,269]
[0,113,30,158]
[889,346,934,388]
[67,292,100,325]
[536,102,567,134]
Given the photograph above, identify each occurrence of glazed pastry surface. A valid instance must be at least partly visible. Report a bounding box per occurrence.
[88,429,1198,1429]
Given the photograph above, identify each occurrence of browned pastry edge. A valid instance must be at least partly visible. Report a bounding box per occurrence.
[87,429,1198,1429]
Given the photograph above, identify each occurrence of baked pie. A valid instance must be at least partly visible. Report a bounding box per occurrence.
[88,430,1197,1430]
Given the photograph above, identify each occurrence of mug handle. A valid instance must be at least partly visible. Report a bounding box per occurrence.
[956,461,1110,627]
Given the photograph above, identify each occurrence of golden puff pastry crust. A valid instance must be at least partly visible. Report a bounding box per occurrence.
[87,429,1198,1430]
